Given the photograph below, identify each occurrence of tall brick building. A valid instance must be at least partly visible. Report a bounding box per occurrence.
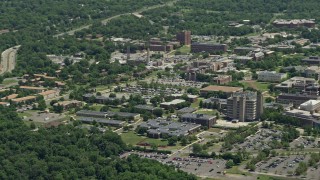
[176,31,191,45]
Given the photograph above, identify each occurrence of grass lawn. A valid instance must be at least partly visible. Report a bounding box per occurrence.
[226,166,251,176]
[2,79,18,85]
[90,104,104,111]
[257,175,291,180]
[207,128,222,133]
[195,109,217,115]
[241,81,270,92]
[191,98,203,108]
[177,45,191,54]
[142,138,168,146]
[121,131,146,145]
[24,121,44,128]
[18,111,33,118]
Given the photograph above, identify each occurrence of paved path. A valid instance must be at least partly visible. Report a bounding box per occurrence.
[54,0,179,37]
[0,45,20,75]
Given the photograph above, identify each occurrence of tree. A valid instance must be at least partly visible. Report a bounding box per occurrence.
[180,137,188,146]
[30,122,36,129]
[295,162,308,175]
[225,160,235,169]
[151,143,158,151]
[168,136,178,146]
[192,143,202,154]
[153,108,163,117]
[37,100,47,111]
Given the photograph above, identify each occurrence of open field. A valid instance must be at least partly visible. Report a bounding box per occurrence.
[241,80,270,92]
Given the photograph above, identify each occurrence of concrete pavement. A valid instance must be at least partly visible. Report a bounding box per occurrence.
[0,45,20,75]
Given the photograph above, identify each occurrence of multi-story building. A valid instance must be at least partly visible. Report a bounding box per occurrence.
[226,92,263,122]
[300,100,320,112]
[302,56,320,65]
[180,113,216,128]
[275,76,319,95]
[273,19,316,28]
[257,71,287,82]
[233,47,259,55]
[212,75,232,84]
[191,43,227,53]
[277,93,320,107]
[176,31,191,45]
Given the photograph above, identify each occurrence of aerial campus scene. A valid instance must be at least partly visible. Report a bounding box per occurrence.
[0,0,320,180]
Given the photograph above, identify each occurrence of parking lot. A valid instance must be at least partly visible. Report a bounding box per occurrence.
[306,163,320,180]
[122,152,228,178]
[255,155,310,176]
[290,136,320,149]
[232,129,282,152]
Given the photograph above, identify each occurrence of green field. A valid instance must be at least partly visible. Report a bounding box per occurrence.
[2,78,18,85]
[241,81,270,92]
[191,98,203,108]
[177,45,191,54]
[195,109,217,115]
[226,166,251,176]
[121,131,146,145]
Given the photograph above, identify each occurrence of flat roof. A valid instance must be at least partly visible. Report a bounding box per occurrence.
[20,86,46,90]
[12,96,37,102]
[200,85,243,93]
[38,90,58,96]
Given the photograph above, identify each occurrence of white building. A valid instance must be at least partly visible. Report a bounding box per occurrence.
[257,71,287,82]
[300,100,320,112]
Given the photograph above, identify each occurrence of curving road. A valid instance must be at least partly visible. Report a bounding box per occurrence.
[54,0,179,37]
[0,45,20,75]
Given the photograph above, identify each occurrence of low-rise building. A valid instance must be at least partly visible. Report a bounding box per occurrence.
[19,86,46,93]
[139,119,201,138]
[203,97,227,109]
[257,71,287,82]
[275,77,319,95]
[12,96,37,104]
[212,75,232,85]
[284,109,320,127]
[299,100,320,112]
[302,56,320,65]
[191,43,227,53]
[273,19,316,28]
[54,100,83,110]
[1,94,18,101]
[180,113,216,128]
[160,99,186,109]
[38,90,59,100]
[276,93,320,107]
[77,117,125,127]
[177,107,197,114]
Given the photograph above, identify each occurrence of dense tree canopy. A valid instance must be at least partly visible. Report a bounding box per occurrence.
[0,106,195,179]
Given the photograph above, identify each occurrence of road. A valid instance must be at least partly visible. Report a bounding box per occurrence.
[0,46,20,75]
[54,0,179,37]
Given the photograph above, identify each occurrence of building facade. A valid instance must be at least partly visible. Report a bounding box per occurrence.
[226,92,263,121]
[191,43,227,53]
[257,71,287,82]
[176,31,191,45]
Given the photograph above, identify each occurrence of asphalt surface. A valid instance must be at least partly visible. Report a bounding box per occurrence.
[0,46,20,75]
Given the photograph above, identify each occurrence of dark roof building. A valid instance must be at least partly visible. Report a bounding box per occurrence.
[180,113,216,128]
[139,119,201,138]
[191,43,228,53]
[78,117,125,127]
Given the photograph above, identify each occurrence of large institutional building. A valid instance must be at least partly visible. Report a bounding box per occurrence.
[257,71,287,82]
[226,92,264,121]
[176,31,191,45]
